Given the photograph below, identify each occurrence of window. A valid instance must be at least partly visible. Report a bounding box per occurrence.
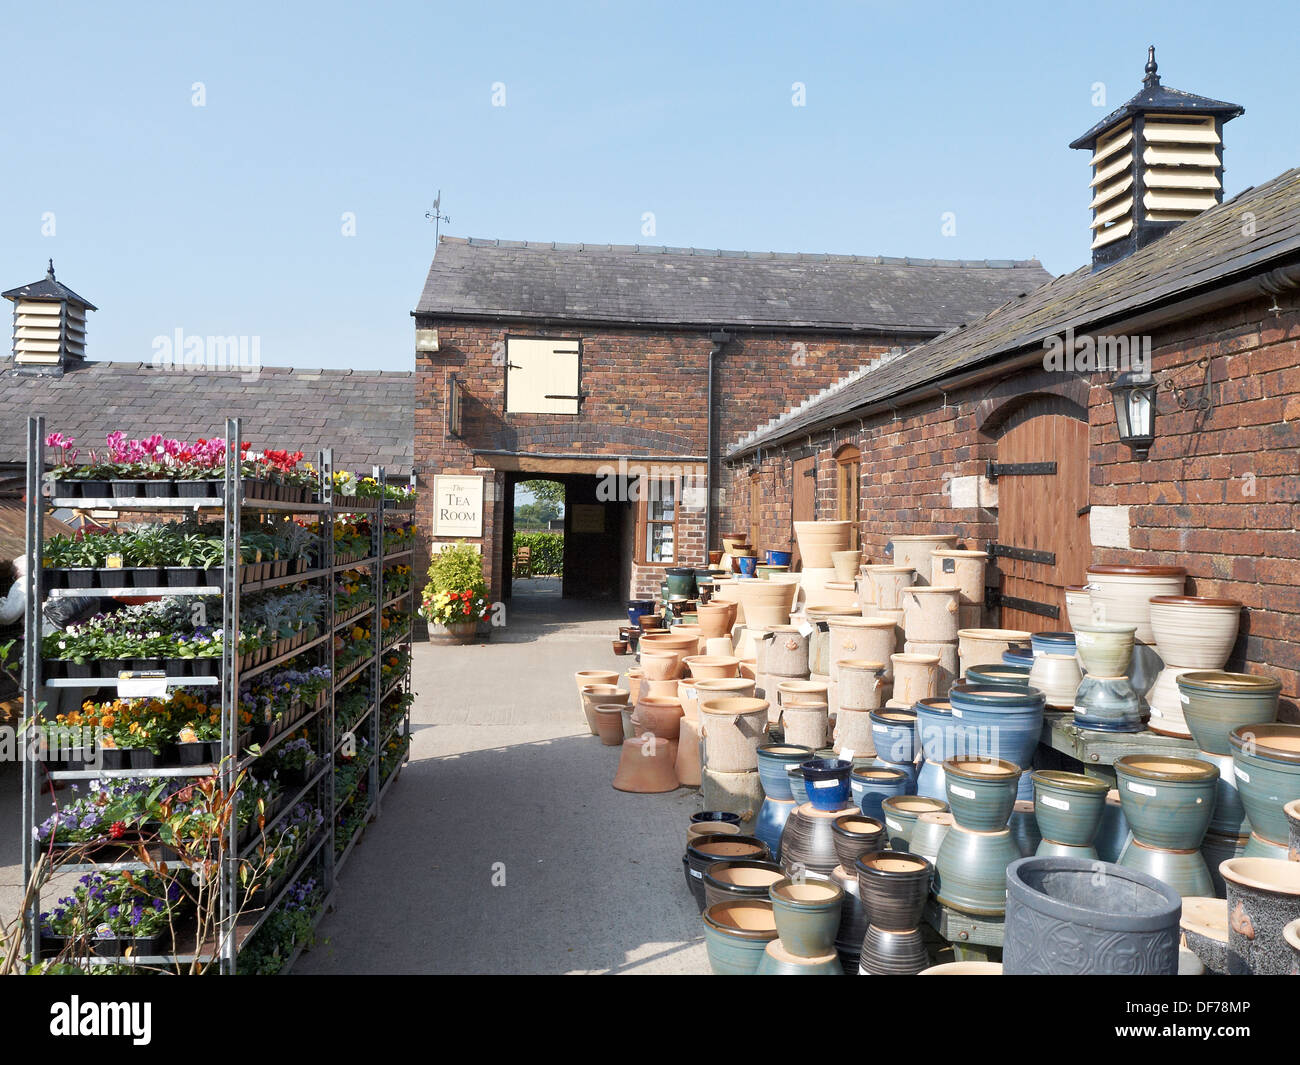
[836,444,861,550]
[504,336,581,414]
[642,476,678,563]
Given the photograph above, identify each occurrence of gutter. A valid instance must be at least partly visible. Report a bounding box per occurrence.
[728,256,1300,460]
[705,331,732,554]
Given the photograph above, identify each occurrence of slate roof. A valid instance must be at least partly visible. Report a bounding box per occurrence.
[0,362,414,475]
[730,166,1300,456]
[416,237,1054,334]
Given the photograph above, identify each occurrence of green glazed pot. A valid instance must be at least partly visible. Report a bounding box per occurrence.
[1031,770,1108,848]
[1119,838,1214,899]
[1197,749,1251,838]
[934,823,1022,916]
[1114,755,1219,851]
[1178,672,1281,755]
[702,900,779,975]
[943,758,1022,832]
[964,663,1031,691]
[755,940,842,975]
[1228,723,1300,847]
[1035,840,1098,858]
[768,876,844,958]
[880,795,948,852]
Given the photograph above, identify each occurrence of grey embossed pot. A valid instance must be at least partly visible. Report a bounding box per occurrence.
[1003,856,1181,975]
[1220,857,1300,975]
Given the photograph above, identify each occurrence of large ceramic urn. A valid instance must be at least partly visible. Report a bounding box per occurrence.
[901,585,962,643]
[827,616,898,682]
[930,549,988,607]
[1145,596,1243,737]
[1085,564,1186,644]
[863,565,915,611]
[793,521,853,570]
[735,576,801,628]
[883,534,959,587]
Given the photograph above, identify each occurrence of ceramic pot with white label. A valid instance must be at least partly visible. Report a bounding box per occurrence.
[1031,770,1108,852]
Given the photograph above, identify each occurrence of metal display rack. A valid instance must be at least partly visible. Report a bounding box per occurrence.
[19,416,415,973]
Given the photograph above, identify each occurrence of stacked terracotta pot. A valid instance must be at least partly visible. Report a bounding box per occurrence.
[699,695,772,835]
[899,583,962,701]
[931,548,988,634]
[861,565,912,657]
[756,624,812,711]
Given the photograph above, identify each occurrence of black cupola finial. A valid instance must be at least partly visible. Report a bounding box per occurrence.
[1144,45,1159,85]
[47,259,55,280]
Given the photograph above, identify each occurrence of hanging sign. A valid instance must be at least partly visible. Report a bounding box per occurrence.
[432,475,484,537]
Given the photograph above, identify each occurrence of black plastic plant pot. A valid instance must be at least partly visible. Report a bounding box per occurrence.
[128,748,160,769]
[206,740,224,763]
[101,748,129,770]
[52,480,80,499]
[129,566,162,588]
[177,481,209,498]
[41,659,65,680]
[191,658,220,677]
[166,567,201,587]
[97,568,127,589]
[76,480,109,499]
[66,661,93,679]
[43,568,67,590]
[144,480,173,498]
[110,480,140,498]
[131,658,162,672]
[65,568,95,589]
[204,566,224,588]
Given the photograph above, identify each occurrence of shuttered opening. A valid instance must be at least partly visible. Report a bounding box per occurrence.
[12,299,85,365]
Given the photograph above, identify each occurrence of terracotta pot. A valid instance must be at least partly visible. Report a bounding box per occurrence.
[620,705,636,740]
[957,628,1032,676]
[1148,596,1242,669]
[735,577,800,628]
[827,616,898,682]
[676,715,704,786]
[1085,564,1187,644]
[630,695,684,741]
[699,696,770,773]
[704,636,735,658]
[683,655,740,681]
[638,630,698,655]
[640,678,680,700]
[831,550,862,583]
[612,734,679,793]
[677,678,700,720]
[703,860,786,912]
[580,685,628,735]
[721,535,750,555]
[837,659,889,711]
[624,667,643,706]
[710,579,746,625]
[780,702,830,751]
[757,625,810,678]
[884,534,959,587]
[904,640,958,697]
[639,649,681,681]
[1220,857,1300,975]
[1072,622,1137,677]
[696,602,735,639]
[638,614,663,630]
[833,707,877,758]
[595,704,627,746]
[930,549,988,607]
[891,653,941,706]
[902,585,962,643]
[863,565,916,611]
[575,670,619,735]
[702,767,766,832]
[686,819,741,850]
[793,520,854,569]
[1027,652,1083,710]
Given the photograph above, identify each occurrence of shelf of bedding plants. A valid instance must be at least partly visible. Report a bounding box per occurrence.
[19,418,417,975]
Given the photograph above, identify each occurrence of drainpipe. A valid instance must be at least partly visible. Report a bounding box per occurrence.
[706,330,732,557]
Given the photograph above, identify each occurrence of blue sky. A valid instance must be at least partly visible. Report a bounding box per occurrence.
[2,0,1295,372]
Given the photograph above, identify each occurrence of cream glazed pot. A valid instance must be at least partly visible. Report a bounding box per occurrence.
[884,534,959,587]
[901,585,962,643]
[1085,564,1187,644]
[1148,596,1242,670]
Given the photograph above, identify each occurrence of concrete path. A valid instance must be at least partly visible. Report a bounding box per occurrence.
[295,578,709,974]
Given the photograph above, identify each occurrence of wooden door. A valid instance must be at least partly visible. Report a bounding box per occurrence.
[992,400,1090,633]
[791,455,816,569]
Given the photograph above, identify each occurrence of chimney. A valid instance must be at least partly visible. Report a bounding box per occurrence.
[2,260,97,375]
[1070,47,1244,270]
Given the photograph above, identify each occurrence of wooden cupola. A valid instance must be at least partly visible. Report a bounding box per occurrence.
[1070,47,1244,270]
[2,261,97,375]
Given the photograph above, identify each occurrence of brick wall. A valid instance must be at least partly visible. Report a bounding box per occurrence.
[729,295,1300,717]
[416,317,912,601]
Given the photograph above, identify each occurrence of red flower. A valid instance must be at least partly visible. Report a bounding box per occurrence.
[462,604,471,615]
[240,441,252,452]
[109,821,126,840]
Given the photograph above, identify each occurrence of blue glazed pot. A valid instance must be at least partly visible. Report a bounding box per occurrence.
[913,697,959,763]
[946,684,1045,800]
[757,743,814,800]
[1030,770,1108,848]
[755,941,843,974]
[1113,755,1219,851]
[788,765,810,805]
[1009,799,1043,857]
[880,795,948,852]
[873,757,918,791]
[737,555,758,578]
[1228,723,1300,847]
[702,900,779,975]
[854,850,933,931]
[1119,840,1214,899]
[916,758,946,800]
[754,797,797,857]
[934,823,1022,916]
[802,758,853,811]
[1179,672,1281,755]
[943,758,1022,831]
[1197,749,1251,837]
[1074,674,1144,733]
[964,664,1032,691]
[627,599,655,628]
[870,710,917,765]
[1030,631,1076,657]
[691,810,743,829]
[769,876,844,957]
[852,765,908,819]
[1094,789,1130,864]
[1001,646,1035,669]
[766,550,793,567]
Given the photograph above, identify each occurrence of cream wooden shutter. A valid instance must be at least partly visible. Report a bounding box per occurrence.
[505,337,581,414]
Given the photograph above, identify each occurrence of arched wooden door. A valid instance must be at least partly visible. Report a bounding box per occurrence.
[990,398,1090,633]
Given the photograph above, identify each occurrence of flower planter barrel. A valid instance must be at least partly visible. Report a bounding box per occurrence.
[930,549,988,607]
[901,585,961,643]
[699,696,770,772]
[883,534,958,587]
[757,626,810,678]
[863,565,915,610]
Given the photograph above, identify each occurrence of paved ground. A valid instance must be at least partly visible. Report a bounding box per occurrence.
[295,577,708,974]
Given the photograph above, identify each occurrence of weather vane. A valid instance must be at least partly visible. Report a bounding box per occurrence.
[425,190,451,242]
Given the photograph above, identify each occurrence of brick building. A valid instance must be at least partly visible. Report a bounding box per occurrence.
[413,239,1049,601]
[725,58,1300,718]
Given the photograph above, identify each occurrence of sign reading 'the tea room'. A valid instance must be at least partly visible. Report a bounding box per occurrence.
[432,475,484,537]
